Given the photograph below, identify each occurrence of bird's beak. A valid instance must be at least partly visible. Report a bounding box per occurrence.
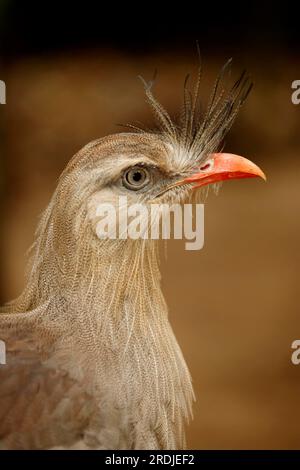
[181,153,266,188]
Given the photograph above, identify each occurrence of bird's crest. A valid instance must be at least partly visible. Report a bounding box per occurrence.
[127,56,253,165]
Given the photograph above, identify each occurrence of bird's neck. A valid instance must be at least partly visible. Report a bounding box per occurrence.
[12,212,194,449]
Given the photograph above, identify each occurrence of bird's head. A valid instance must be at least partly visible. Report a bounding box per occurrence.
[28,63,265,303]
[57,65,265,249]
[65,132,264,244]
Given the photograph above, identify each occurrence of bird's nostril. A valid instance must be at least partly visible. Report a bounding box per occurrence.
[200,163,211,171]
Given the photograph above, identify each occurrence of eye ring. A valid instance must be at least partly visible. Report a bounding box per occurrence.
[122,166,150,191]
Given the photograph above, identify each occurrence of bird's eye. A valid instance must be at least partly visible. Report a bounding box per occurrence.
[122,166,150,190]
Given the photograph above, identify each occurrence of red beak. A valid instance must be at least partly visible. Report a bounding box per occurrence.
[182,153,266,188]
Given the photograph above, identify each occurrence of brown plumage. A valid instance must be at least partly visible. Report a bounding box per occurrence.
[0,64,263,449]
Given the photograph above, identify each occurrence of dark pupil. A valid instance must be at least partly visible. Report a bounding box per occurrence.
[132,171,142,182]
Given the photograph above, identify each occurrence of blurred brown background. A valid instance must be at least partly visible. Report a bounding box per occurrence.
[0,1,300,449]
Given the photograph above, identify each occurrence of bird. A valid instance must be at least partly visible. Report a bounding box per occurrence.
[0,62,265,450]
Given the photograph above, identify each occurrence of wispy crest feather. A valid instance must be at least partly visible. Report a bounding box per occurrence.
[140,58,253,165]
